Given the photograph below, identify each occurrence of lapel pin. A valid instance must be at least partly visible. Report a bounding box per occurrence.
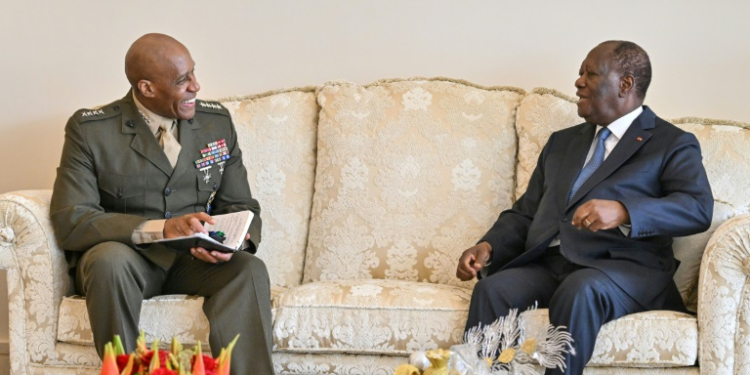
[636,136,643,141]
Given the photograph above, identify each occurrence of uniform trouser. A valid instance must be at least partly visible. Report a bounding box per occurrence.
[465,247,644,375]
[75,241,275,375]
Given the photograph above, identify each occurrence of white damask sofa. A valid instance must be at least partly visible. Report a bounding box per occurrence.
[1,78,749,375]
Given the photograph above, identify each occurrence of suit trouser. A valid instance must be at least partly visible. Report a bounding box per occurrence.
[75,241,275,375]
[465,248,644,375]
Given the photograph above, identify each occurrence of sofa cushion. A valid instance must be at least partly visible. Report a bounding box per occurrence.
[221,88,319,288]
[272,279,471,355]
[304,78,524,286]
[520,309,698,367]
[514,88,750,311]
[57,285,287,347]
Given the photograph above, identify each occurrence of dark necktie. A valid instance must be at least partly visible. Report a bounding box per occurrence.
[568,127,611,203]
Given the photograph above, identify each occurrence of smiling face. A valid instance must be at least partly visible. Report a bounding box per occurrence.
[574,43,624,126]
[147,47,200,120]
[126,34,201,120]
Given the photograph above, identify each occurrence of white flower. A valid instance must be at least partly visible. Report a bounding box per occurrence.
[403,87,432,111]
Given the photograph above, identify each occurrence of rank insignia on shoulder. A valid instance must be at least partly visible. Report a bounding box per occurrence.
[195,100,229,116]
[81,109,105,117]
[74,105,119,123]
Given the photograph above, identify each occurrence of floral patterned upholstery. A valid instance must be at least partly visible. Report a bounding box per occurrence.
[273,279,471,355]
[223,88,319,288]
[304,78,523,287]
[520,309,697,367]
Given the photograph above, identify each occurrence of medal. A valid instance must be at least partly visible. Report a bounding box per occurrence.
[200,166,212,184]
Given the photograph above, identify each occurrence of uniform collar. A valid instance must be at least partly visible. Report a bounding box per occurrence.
[132,91,176,136]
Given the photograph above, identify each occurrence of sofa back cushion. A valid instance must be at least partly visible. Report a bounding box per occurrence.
[515,88,750,311]
[304,78,524,286]
[222,88,319,288]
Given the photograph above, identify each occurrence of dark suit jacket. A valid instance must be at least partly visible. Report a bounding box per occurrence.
[50,91,262,272]
[480,106,713,310]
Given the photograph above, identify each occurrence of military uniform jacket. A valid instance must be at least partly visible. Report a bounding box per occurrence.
[51,91,262,271]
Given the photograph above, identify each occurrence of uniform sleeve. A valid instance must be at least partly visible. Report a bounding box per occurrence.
[209,116,262,253]
[50,116,147,251]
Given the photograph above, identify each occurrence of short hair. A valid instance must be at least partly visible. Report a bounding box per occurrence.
[602,41,652,99]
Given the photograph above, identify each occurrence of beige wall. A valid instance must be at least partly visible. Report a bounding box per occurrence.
[0,0,748,372]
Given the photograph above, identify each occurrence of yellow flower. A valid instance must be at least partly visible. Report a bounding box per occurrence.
[394,364,420,375]
[521,338,537,354]
[497,348,516,364]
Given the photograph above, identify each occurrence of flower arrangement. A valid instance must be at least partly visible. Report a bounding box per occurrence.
[100,332,239,375]
[395,307,574,375]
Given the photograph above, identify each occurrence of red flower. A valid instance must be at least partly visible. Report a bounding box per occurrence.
[191,354,217,371]
[116,354,131,372]
[141,350,170,368]
[150,369,177,375]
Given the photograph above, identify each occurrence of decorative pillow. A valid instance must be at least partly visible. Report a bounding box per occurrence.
[672,119,750,310]
[514,88,583,201]
[304,78,524,287]
[222,88,319,288]
[515,88,750,310]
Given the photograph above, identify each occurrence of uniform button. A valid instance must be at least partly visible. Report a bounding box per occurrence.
[126,120,135,128]
[117,192,123,198]
[165,212,172,219]
[113,105,120,111]
[213,183,218,191]
[165,187,171,196]
[561,216,568,222]
[188,118,194,124]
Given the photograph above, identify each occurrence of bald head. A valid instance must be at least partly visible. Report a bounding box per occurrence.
[124,33,200,119]
[125,33,188,87]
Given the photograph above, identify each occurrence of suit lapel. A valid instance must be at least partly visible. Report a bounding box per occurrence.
[566,107,656,209]
[120,92,173,176]
[557,124,597,212]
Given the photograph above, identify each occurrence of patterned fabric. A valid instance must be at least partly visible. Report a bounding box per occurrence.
[274,352,408,375]
[304,79,523,286]
[56,285,288,347]
[520,309,698,367]
[670,121,750,310]
[513,89,750,311]
[698,213,750,375]
[222,88,319,288]
[273,279,472,355]
[514,89,583,201]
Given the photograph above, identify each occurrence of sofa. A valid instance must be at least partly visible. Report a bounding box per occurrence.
[1,77,749,375]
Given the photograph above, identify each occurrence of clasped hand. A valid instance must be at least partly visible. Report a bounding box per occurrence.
[164,213,250,264]
[571,199,630,231]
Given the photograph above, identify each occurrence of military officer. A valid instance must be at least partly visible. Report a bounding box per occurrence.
[50,33,274,375]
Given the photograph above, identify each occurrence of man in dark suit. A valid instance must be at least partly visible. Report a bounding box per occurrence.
[50,34,274,375]
[456,41,713,375]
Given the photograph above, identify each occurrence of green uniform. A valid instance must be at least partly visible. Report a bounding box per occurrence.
[50,91,274,375]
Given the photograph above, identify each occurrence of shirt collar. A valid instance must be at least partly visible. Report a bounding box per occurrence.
[132,91,175,136]
[597,106,643,140]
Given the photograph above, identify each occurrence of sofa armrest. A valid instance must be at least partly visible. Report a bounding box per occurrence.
[0,190,74,372]
[698,213,750,375]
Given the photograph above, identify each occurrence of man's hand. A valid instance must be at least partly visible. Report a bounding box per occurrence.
[164,213,214,238]
[190,234,250,264]
[572,199,630,232]
[456,242,492,281]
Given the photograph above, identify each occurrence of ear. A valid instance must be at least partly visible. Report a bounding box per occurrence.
[137,80,156,98]
[619,75,635,97]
